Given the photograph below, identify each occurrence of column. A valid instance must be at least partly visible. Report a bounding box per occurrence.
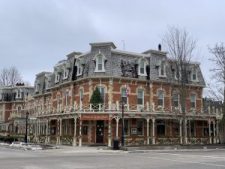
[216,120,219,143]
[208,119,212,144]
[116,117,119,138]
[108,120,112,147]
[59,118,62,144]
[152,118,155,144]
[146,118,150,145]
[79,119,82,147]
[45,119,49,144]
[73,118,77,146]
[179,119,182,144]
[38,120,41,143]
[213,120,216,144]
[56,118,62,145]
[184,119,187,144]
[34,121,37,143]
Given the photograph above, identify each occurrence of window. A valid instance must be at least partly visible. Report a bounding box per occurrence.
[137,119,144,135]
[79,89,83,103]
[76,60,83,76]
[159,62,166,77]
[121,88,128,104]
[35,82,40,92]
[63,68,69,79]
[57,95,61,111]
[137,89,144,105]
[17,89,21,98]
[191,68,198,81]
[190,94,196,108]
[97,86,105,103]
[138,59,147,76]
[65,91,69,106]
[172,92,179,107]
[157,90,164,107]
[94,54,106,72]
[140,60,145,74]
[55,73,60,83]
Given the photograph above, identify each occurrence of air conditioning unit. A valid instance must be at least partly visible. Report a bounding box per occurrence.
[137,105,144,112]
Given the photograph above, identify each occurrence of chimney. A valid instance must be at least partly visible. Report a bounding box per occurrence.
[158,44,162,51]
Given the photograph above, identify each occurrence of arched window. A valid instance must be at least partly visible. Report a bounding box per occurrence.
[97,86,105,103]
[94,54,106,72]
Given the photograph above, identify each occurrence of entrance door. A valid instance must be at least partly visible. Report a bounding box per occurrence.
[96,121,104,143]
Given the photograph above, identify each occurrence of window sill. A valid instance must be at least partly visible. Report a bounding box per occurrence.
[159,75,167,78]
[138,73,147,76]
[94,70,106,73]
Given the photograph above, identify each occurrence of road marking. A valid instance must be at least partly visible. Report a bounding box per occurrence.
[147,156,225,167]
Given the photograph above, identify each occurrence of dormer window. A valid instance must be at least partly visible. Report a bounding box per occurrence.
[63,68,69,79]
[35,82,40,92]
[76,60,83,76]
[159,62,166,77]
[138,59,147,76]
[55,73,60,83]
[94,54,106,72]
[191,68,198,81]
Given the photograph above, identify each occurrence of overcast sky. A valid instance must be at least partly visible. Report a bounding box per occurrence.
[0,0,224,90]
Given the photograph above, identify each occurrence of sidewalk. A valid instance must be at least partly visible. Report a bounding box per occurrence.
[125,144,225,152]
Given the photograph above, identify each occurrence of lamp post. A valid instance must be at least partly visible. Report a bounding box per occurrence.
[24,112,29,143]
[121,100,125,147]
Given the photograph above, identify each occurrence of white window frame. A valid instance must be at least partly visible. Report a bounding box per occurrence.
[159,62,166,77]
[137,89,144,105]
[94,54,106,72]
[190,94,196,108]
[138,59,147,76]
[157,90,164,107]
[191,68,198,82]
[63,68,69,80]
[76,60,83,76]
[172,92,179,108]
[121,88,128,104]
[55,73,60,83]
[65,91,69,107]
[79,88,84,104]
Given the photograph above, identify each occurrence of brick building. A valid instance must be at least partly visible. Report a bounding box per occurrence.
[27,42,222,146]
[0,83,34,137]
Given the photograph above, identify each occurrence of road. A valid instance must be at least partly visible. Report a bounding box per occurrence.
[1,146,225,169]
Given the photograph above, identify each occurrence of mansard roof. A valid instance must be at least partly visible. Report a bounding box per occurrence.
[33,41,206,90]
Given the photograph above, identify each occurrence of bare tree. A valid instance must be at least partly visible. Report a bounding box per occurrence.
[209,43,225,142]
[163,26,197,144]
[0,66,23,87]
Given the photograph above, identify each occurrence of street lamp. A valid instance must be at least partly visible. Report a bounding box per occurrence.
[121,100,125,147]
[24,112,29,143]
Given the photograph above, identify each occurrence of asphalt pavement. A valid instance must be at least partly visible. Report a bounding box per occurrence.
[1,146,225,169]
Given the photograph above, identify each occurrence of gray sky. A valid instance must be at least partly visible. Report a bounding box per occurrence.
[0,0,224,88]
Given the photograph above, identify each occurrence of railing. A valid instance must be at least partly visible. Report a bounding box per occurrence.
[34,103,222,119]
